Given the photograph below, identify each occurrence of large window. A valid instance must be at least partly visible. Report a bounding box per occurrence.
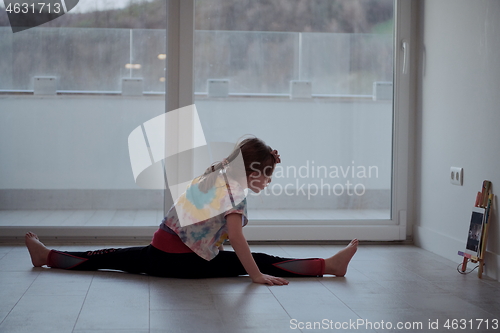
[0,1,166,235]
[0,0,412,241]
[191,0,408,241]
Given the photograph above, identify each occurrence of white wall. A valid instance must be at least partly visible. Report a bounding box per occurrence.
[415,0,500,281]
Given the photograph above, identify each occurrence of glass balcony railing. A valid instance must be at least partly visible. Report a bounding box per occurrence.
[0,27,392,97]
[0,27,166,93]
[0,27,393,221]
[195,30,392,97]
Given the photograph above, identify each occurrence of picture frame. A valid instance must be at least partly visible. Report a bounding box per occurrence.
[464,206,486,258]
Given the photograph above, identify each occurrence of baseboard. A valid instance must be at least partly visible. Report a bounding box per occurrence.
[414,225,500,282]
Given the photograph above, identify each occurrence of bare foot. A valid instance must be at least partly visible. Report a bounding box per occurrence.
[25,232,50,267]
[324,239,358,277]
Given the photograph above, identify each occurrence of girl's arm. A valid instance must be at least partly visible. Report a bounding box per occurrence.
[226,213,289,286]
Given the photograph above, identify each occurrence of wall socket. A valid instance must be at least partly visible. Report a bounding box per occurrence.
[450,167,463,186]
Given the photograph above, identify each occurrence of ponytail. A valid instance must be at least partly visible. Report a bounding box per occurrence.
[197,161,224,193]
[197,136,276,193]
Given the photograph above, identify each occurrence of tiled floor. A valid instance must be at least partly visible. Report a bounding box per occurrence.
[0,243,499,333]
[0,209,390,227]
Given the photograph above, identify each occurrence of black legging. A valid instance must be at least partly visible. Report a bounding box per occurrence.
[47,245,324,278]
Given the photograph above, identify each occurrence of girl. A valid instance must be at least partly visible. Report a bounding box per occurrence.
[25,137,358,286]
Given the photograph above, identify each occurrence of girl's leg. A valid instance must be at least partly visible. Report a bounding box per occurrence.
[47,247,149,273]
[145,250,297,278]
[219,239,359,278]
[210,239,359,278]
[144,245,322,278]
[249,252,325,277]
[25,232,149,274]
[27,232,358,278]
[147,239,358,278]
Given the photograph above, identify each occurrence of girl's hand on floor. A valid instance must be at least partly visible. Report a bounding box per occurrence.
[252,273,289,286]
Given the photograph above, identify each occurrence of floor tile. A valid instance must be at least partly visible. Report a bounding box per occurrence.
[213,293,288,315]
[0,295,85,333]
[376,279,449,294]
[402,293,492,314]
[0,250,43,272]
[335,293,415,311]
[150,309,223,333]
[321,279,392,297]
[0,287,32,313]
[74,274,149,331]
[25,270,93,296]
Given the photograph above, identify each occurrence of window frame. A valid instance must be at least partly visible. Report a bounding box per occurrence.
[166,0,415,241]
[0,0,414,242]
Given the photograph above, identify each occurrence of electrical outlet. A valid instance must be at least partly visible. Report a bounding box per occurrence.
[450,167,463,186]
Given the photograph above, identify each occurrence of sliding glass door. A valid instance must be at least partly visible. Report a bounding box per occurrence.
[0,0,412,241]
[190,0,411,240]
[0,1,166,237]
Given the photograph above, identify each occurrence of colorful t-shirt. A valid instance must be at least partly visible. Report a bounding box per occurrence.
[159,172,248,261]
